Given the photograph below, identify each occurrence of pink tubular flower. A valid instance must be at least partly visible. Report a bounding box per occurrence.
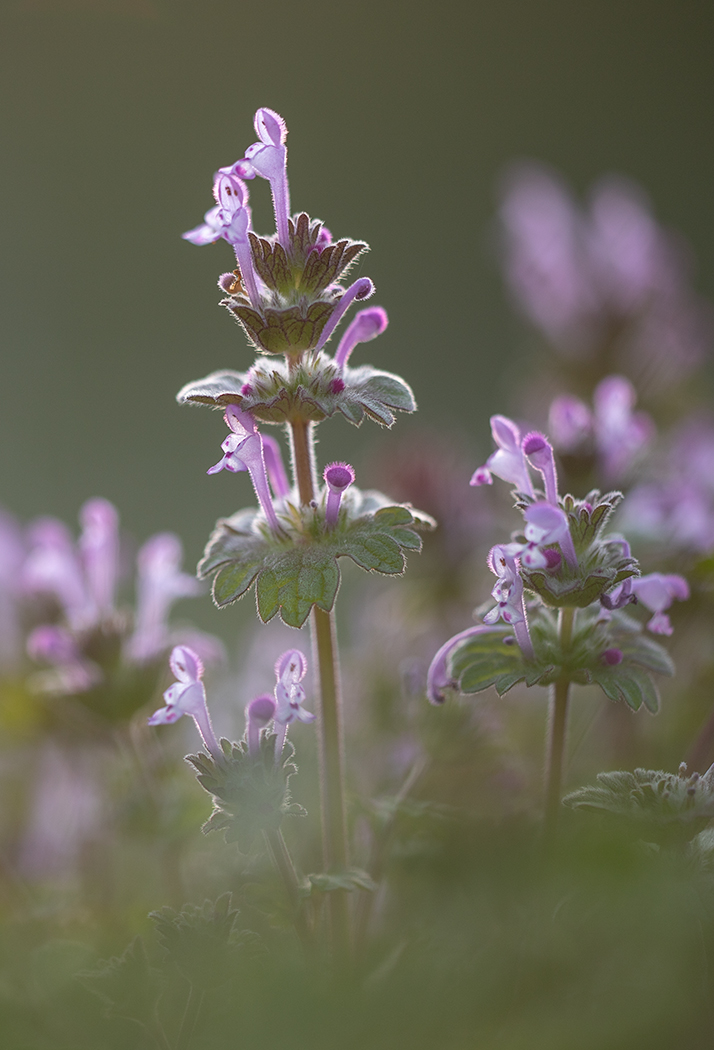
[548,395,593,452]
[427,624,511,705]
[484,544,534,659]
[79,498,119,619]
[314,277,375,353]
[323,462,355,529]
[592,375,654,482]
[470,415,535,497]
[232,107,291,249]
[631,573,690,635]
[521,501,578,571]
[127,533,203,662]
[182,172,260,308]
[208,405,282,533]
[333,307,389,369]
[261,434,291,500]
[522,432,559,505]
[148,645,220,758]
[245,694,277,755]
[27,624,101,693]
[272,648,313,758]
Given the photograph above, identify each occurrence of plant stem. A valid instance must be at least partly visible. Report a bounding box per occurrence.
[175,985,203,1050]
[289,419,316,505]
[264,828,312,951]
[544,606,575,843]
[289,419,351,959]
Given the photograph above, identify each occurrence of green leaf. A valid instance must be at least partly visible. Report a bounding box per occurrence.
[590,664,660,713]
[256,551,340,628]
[213,561,262,606]
[341,533,405,573]
[198,493,434,628]
[450,630,525,695]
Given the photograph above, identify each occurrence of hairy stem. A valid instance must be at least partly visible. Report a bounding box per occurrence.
[264,828,312,951]
[544,606,575,843]
[175,985,204,1050]
[289,419,351,959]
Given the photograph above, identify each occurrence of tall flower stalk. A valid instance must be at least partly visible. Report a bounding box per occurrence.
[177,107,431,957]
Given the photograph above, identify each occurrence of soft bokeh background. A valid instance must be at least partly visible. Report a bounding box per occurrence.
[1,0,713,575]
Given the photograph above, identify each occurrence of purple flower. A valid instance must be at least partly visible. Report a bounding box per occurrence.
[261,434,291,500]
[273,648,313,726]
[522,432,559,505]
[79,498,119,620]
[148,645,220,758]
[22,502,120,632]
[521,501,577,571]
[207,404,282,533]
[592,375,654,482]
[333,307,389,369]
[323,462,355,529]
[27,624,101,693]
[499,165,711,387]
[183,172,260,308]
[245,693,277,755]
[314,277,375,353]
[427,624,510,705]
[620,419,714,553]
[483,544,534,659]
[232,107,291,250]
[127,533,203,663]
[470,415,535,496]
[630,573,689,635]
[548,395,593,452]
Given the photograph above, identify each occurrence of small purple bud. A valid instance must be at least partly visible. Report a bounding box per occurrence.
[329,377,346,394]
[324,462,356,529]
[602,648,623,665]
[245,693,277,754]
[241,383,253,395]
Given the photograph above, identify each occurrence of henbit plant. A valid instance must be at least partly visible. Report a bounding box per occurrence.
[427,418,688,839]
[168,107,434,958]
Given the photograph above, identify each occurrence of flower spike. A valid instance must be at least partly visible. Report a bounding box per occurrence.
[148,645,220,759]
[334,307,389,369]
[323,462,356,529]
[207,405,283,533]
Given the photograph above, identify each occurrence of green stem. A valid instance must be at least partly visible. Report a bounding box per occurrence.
[175,985,203,1050]
[264,827,312,951]
[544,607,575,843]
[289,418,351,959]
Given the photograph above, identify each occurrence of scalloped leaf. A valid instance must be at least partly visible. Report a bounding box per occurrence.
[589,664,660,712]
[199,497,434,629]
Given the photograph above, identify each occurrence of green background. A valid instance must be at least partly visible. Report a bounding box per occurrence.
[1,0,712,559]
